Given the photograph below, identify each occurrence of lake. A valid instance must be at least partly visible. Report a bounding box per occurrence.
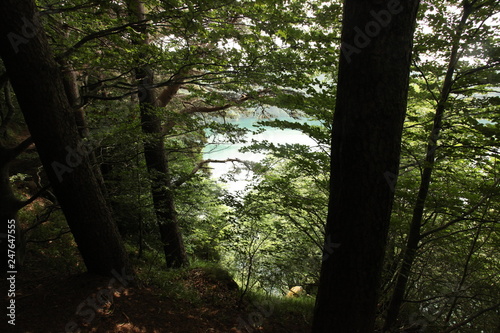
[203,107,319,192]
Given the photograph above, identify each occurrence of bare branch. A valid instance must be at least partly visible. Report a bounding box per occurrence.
[18,183,52,210]
[0,136,34,164]
[25,205,59,233]
[413,60,440,103]
[10,136,34,159]
[157,75,184,107]
[439,303,500,333]
[453,60,500,84]
[27,229,71,243]
[38,1,100,15]
[56,20,150,61]
[420,178,500,239]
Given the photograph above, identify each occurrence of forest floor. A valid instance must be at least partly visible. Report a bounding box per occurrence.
[2,251,312,333]
[2,147,312,333]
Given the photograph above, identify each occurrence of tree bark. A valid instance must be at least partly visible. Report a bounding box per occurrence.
[138,72,189,268]
[127,0,188,268]
[0,0,132,276]
[312,1,420,332]
[59,60,111,203]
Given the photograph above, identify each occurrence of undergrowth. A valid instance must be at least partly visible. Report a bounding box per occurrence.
[125,239,315,328]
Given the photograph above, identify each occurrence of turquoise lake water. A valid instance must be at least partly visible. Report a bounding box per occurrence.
[203,108,320,192]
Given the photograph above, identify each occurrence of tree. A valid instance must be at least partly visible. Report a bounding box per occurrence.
[225,114,332,293]
[125,0,189,268]
[0,0,132,276]
[112,0,339,268]
[383,0,500,330]
[312,0,420,331]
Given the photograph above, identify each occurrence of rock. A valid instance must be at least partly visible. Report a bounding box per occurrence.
[286,286,306,298]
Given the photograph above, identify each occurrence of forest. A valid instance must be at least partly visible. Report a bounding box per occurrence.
[0,0,499,332]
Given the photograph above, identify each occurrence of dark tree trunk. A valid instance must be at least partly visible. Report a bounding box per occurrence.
[0,0,132,276]
[59,60,110,201]
[137,72,188,268]
[312,1,420,332]
[127,0,188,268]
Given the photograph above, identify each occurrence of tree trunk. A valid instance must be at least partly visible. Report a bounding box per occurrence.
[137,74,188,268]
[0,0,132,276]
[383,5,472,331]
[127,0,188,268]
[59,60,111,202]
[312,1,420,332]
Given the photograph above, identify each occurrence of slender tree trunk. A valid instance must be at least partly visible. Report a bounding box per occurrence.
[127,0,188,268]
[60,62,88,138]
[0,0,132,276]
[312,1,420,332]
[383,5,472,331]
[138,78,188,268]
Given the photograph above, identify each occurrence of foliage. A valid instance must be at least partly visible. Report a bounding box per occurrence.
[381,0,500,330]
[2,0,499,331]
[18,207,85,274]
[221,110,332,296]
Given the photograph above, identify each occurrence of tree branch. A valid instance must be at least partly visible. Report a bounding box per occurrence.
[180,88,271,115]
[157,76,184,107]
[56,20,150,61]
[24,205,58,233]
[173,158,250,187]
[439,302,500,333]
[453,60,500,84]
[412,60,440,104]
[10,136,34,159]
[420,178,500,239]
[39,2,99,15]
[181,93,252,115]
[0,136,34,164]
[27,229,71,243]
[18,183,52,210]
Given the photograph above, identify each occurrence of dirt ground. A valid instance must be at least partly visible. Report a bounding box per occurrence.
[1,265,310,333]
